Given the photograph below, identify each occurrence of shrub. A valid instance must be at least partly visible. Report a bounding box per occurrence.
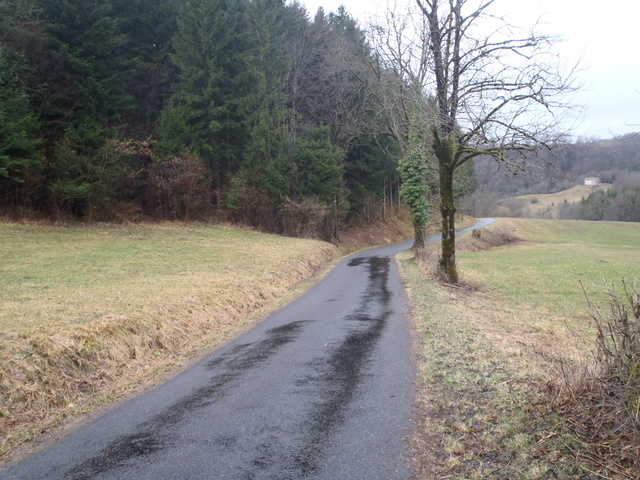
[146,152,213,219]
[557,280,640,478]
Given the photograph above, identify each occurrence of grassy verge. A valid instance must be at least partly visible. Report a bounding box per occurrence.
[0,222,338,458]
[400,218,640,479]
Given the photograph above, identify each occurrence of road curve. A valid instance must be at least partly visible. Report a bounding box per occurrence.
[1,219,495,480]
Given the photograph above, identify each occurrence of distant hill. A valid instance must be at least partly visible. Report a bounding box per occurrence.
[491,184,612,219]
[468,134,640,221]
[474,134,640,199]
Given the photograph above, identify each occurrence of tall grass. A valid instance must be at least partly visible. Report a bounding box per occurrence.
[554,280,640,478]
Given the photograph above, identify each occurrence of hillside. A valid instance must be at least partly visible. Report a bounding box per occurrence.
[0,1,400,237]
[470,134,640,221]
[492,183,612,219]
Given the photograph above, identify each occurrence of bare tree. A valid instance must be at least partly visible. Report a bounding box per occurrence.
[412,0,579,282]
[372,0,579,282]
[368,2,435,248]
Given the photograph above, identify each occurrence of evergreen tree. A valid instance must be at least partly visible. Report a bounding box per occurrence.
[159,0,246,199]
[31,0,135,215]
[0,46,42,209]
[37,0,132,130]
[0,0,402,227]
[293,125,344,205]
[237,0,290,197]
[111,0,181,128]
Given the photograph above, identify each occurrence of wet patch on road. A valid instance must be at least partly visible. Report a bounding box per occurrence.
[347,257,367,267]
[251,256,394,479]
[63,321,307,480]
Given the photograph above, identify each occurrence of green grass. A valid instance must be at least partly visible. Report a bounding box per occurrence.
[401,218,640,479]
[459,219,640,317]
[0,223,335,334]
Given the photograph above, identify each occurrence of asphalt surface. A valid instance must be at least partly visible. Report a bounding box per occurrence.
[1,219,494,480]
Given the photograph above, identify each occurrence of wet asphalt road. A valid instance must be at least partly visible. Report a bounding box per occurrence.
[1,219,494,480]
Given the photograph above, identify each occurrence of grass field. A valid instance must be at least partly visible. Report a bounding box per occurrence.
[401,218,640,479]
[498,184,611,219]
[460,219,640,343]
[1,223,336,334]
[0,222,338,457]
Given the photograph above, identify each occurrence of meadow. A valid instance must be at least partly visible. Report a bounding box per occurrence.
[0,222,337,457]
[3,216,638,477]
[496,184,611,219]
[401,218,640,479]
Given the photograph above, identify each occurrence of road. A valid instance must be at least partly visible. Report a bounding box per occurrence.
[1,219,494,480]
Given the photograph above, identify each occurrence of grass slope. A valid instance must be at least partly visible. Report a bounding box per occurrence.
[401,218,640,479]
[499,184,611,219]
[0,212,416,461]
[0,222,338,458]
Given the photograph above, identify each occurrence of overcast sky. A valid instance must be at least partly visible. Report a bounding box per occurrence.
[297,0,640,141]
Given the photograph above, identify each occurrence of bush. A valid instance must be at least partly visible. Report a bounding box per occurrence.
[585,280,640,418]
[558,280,640,478]
[280,197,331,239]
[146,152,214,219]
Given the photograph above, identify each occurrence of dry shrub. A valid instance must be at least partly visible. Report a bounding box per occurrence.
[413,247,480,292]
[227,183,278,232]
[280,197,331,239]
[146,153,214,219]
[414,248,450,284]
[458,223,523,252]
[555,280,640,479]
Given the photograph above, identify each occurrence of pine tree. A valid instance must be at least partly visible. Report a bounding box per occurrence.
[237,0,291,197]
[111,0,181,127]
[294,125,344,205]
[31,0,135,215]
[38,0,132,129]
[0,46,42,209]
[159,0,246,199]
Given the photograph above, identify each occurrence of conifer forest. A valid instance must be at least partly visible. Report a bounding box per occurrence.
[1,0,419,239]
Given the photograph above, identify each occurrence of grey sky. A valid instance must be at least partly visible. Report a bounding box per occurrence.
[298,0,640,140]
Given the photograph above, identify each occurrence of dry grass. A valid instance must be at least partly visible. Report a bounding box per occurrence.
[0,222,338,459]
[519,184,611,208]
[401,218,640,479]
[501,184,611,219]
[553,280,640,479]
[402,252,583,479]
[336,207,414,254]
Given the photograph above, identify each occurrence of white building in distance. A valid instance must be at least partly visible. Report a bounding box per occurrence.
[584,177,601,186]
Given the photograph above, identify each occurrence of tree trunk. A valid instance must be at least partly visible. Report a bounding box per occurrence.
[439,160,458,283]
[414,219,426,250]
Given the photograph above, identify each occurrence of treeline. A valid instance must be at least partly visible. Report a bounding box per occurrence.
[0,0,403,238]
[474,134,640,199]
[559,180,640,222]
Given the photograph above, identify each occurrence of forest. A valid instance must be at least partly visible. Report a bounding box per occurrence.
[5,0,634,246]
[0,0,420,239]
